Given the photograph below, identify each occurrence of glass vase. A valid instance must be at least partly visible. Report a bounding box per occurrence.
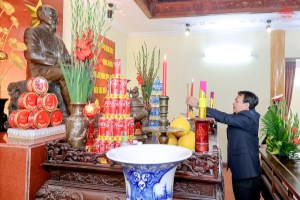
[66,102,89,148]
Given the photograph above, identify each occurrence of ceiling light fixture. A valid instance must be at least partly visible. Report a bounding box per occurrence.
[185,23,190,36]
[266,19,272,33]
[203,46,253,62]
[107,3,114,19]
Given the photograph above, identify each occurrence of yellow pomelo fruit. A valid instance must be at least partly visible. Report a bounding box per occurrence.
[178,131,195,150]
[167,132,177,145]
[170,116,190,138]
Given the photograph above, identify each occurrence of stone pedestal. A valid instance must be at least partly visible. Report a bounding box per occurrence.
[0,133,65,200]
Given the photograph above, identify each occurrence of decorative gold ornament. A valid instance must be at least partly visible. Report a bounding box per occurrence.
[0,50,8,61]
[0,0,26,96]
[25,0,43,27]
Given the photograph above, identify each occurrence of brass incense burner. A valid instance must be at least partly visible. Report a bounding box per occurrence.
[130,101,148,122]
[129,86,150,138]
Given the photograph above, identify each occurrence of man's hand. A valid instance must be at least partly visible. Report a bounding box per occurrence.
[186,96,199,108]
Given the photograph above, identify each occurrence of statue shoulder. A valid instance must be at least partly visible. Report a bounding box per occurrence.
[24,26,44,39]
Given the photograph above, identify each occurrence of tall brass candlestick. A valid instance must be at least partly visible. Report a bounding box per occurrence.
[158,96,169,144]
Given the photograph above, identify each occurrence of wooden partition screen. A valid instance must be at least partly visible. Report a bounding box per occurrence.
[270,30,285,100]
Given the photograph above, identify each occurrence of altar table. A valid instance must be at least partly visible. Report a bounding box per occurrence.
[35,138,224,200]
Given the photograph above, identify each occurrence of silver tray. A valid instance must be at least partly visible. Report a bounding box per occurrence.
[142,126,184,133]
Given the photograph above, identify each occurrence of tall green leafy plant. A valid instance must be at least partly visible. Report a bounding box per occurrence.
[60,0,113,102]
[261,100,300,157]
[134,42,161,102]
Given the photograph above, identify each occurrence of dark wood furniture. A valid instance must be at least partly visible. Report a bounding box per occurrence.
[134,0,300,19]
[260,147,300,200]
[35,138,224,200]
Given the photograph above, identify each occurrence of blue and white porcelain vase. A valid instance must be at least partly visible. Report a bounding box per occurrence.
[106,144,192,200]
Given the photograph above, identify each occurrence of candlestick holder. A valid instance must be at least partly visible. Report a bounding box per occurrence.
[142,96,184,145]
[85,117,95,152]
[83,103,99,152]
[158,96,169,144]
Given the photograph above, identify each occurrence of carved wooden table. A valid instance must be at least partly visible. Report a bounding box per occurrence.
[260,147,300,200]
[35,138,224,200]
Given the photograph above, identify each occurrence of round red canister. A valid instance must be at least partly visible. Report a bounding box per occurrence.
[26,76,48,94]
[195,121,209,152]
[28,110,50,129]
[18,92,39,110]
[119,78,127,95]
[50,109,63,126]
[110,78,119,96]
[113,118,123,136]
[9,109,31,129]
[36,93,58,112]
[8,110,18,128]
[113,58,121,78]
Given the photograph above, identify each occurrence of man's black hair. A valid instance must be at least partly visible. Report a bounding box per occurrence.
[238,91,259,109]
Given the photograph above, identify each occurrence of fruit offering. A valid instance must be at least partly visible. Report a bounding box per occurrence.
[167,116,195,151]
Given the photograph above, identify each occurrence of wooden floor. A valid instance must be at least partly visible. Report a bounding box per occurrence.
[223,166,235,200]
[223,166,264,200]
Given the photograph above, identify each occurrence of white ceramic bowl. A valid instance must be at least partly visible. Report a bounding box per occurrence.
[106,144,192,165]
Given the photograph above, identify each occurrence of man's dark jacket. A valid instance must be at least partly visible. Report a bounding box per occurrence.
[207,107,261,179]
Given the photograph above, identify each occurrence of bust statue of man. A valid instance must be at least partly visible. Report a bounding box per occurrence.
[24,4,71,115]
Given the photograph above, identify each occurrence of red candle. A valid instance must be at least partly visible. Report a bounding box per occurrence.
[190,78,194,97]
[162,54,167,96]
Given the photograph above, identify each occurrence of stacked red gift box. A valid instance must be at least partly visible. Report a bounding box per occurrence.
[94,59,134,154]
[8,76,63,129]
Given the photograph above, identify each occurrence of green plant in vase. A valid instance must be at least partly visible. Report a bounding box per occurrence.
[60,0,112,103]
[134,42,161,107]
[59,0,113,148]
[261,100,300,158]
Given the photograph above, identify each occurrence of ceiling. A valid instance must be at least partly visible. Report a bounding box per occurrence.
[110,0,300,36]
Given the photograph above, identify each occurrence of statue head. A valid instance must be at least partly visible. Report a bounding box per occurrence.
[37,4,58,33]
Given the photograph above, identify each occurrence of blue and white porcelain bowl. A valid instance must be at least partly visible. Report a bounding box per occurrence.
[106,144,192,200]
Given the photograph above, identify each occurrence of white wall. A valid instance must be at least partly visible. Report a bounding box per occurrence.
[125,32,271,162]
